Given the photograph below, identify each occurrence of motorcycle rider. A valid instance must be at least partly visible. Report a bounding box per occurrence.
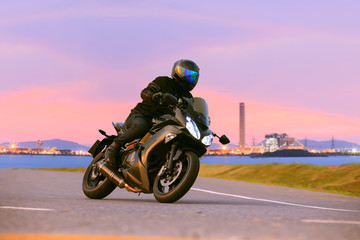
[105,59,200,167]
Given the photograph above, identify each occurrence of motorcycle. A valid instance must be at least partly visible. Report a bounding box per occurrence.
[82,93,230,203]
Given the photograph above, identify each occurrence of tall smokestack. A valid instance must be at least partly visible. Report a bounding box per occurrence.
[239,102,245,147]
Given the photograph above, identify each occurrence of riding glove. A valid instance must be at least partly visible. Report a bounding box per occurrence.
[152,92,164,104]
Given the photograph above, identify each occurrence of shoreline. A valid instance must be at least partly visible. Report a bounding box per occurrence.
[0,153,91,157]
[1,152,359,157]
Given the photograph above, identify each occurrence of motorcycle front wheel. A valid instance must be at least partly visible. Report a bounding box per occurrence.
[82,153,116,199]
[153,151,199,203]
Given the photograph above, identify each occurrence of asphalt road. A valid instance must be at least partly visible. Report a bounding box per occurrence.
[0,169,359,240]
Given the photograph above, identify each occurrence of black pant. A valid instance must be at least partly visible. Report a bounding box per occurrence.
[115,113,152,146]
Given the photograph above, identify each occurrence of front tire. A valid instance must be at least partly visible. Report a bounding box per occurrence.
[153,151,199,203]
[82,153,117,199]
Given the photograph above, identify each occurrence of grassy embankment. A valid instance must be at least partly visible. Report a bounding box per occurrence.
[199,163,360,197]
[41,163,360,197]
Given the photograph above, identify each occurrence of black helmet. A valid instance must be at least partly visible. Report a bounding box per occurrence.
[171,59,200,91]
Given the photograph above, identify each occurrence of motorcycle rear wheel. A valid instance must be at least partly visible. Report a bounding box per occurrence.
[153,151,199,203]
[82,153,116,199]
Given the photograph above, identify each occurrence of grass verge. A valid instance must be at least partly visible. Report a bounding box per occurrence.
[33,163,360,197]
[199,163,360,197]
[34,167,87,172]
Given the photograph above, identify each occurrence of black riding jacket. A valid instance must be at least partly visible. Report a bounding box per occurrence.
[131,76,193,118]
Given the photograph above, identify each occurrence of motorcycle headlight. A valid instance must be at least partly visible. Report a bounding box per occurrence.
[201,134,213,146]
[186,116,200,139]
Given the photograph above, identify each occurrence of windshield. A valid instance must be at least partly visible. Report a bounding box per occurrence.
[191,97,210,127]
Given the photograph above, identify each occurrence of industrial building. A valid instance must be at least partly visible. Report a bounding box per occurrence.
[231,102,306,155]
[265,133,305,152]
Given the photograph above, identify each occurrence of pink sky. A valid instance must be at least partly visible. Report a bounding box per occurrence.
[1,1,360,146]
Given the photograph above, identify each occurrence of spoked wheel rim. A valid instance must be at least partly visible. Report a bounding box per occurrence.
[82,153,116,199]
[158,161,185,194]
[153,151,199,203]
[86,162,106,189]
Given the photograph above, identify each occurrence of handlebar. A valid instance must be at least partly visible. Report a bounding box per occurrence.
[163,93,178,105]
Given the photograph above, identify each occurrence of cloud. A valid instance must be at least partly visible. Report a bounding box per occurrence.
[0,3,132,27]
[0,42,100,86]
[193,88,360,145]
[193,30,360,119]
[0,88,135,144]
[1,84,359,145]
[1,1,359,145]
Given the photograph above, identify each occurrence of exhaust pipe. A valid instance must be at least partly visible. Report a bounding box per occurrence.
[96,161,142,193]
[96,161,126,188]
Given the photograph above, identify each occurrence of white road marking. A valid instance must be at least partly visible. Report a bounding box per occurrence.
[0,206,55,211]
[191,188,360,213]
[302,219,360,225]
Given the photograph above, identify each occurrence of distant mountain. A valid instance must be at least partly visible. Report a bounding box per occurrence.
[2,138,358,152]
[1,139,235,151]
[203,139,360,151]
[298,139,360,150]
[0,139,90,151]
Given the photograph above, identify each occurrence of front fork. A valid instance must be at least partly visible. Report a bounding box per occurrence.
[166,143,178,173]
[158,143,183,177]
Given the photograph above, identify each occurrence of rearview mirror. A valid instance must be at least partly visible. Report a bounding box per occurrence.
[219,135,230,145]
[99,129,107,136]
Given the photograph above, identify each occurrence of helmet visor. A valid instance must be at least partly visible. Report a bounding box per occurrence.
[175,66,199,84]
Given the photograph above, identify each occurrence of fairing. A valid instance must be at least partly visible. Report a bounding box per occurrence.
[191,97,210,127]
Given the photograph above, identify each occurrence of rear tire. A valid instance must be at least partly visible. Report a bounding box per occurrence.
[153,151,199,203]
[82,153,116,199]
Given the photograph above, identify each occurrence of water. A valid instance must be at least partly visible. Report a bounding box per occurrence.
[0,154,359,168]
[0,155,93,169]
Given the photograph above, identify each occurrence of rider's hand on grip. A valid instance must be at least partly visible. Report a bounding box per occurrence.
[152,92,164,105]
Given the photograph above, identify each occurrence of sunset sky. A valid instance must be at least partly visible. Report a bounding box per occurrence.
[1,1,360,146]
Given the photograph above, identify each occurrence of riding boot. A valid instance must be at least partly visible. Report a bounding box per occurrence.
[104,142,121,168]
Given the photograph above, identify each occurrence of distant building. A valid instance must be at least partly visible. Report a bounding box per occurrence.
[239,102,246,147]
[58,149,74,155]
[231,145,265,155]
[265,133,305,152]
